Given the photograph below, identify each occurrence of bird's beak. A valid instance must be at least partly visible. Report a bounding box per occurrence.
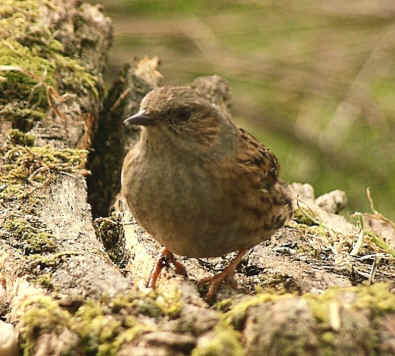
[123,110,153,127]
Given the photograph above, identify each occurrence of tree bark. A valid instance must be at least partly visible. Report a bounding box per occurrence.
[0,1,394,355]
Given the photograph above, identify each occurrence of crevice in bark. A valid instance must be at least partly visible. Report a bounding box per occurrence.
[86,64,153,218]
[85,92,124,218]
[1,1,394,354]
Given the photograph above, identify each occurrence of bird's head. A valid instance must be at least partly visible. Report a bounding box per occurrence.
[124,86,228,149]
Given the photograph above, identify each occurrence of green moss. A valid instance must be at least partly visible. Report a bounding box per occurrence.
[0,144,88,201]
[292,211,395,265]
[0,102,46,131]
[35,273,54,289]
[20,296,72,355]
[111,288,183,319]
[27,251,82,270]
[302,283,395,353]
[192,324,245,356]
[305,283,395,323]
[294,224,334,258]
[73,300,122,354]
[214,298,233,312]
[0,0,100,131]
[0,39,57,107]
[4,217,56,254]
[0,3,106,352]
[18,283,186,355]
[54,52,100,99]
[352,283,395,315]
[111,293,162,318]
[110,320,151,352]
[70,292,159,355]
[218,283,394,355]
[74,300,151,355]
[20,296,148,356]
[368,232,395,257]
[321,331,336,344]
[19,292,157,356]
[155,285,183,318]
[0,144,87,260]
[292,205,319,226]
[18,283,395,355]
[42,289,180,355]
[222,292,293,328]
[8,129,35,146]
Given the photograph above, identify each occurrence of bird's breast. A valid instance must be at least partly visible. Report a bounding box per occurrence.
[122,144,245,257]
[121,135,291,258]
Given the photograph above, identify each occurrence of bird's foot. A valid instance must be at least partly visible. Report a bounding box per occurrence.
[198,249,248,302]
[148,248,187,288]
[198,269,238,302]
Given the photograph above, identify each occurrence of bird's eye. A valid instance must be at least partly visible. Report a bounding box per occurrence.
[175,107,191,122]
[167,107,191,123]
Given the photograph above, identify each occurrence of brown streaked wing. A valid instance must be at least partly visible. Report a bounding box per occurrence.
[236,127,279,190]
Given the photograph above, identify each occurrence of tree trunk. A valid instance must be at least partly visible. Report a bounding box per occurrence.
[0,1,394,355]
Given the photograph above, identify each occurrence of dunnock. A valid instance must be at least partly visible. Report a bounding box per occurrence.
[122,86,292,300]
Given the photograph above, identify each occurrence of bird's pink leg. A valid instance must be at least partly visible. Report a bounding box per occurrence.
[148,248,187,288]
[199,249,248,301]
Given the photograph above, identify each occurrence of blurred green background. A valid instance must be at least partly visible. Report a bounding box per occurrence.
[89,0,395,219]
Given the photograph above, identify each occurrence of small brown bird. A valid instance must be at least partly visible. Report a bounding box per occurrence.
[121,86,292,300]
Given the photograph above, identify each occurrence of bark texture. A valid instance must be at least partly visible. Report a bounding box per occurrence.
[0,1,394,355]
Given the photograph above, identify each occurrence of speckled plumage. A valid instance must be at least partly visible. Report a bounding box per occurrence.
[121,86,293,297]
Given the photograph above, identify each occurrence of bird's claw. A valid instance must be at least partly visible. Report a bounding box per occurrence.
[199,270,239,302]
[148,248,187,288]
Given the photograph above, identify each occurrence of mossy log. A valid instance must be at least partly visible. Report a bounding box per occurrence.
[0,1,394,355]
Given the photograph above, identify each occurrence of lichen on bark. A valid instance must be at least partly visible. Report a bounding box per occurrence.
[0,0,394,355]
